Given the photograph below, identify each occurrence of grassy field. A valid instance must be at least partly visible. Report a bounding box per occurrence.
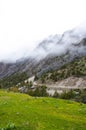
[0,90,86,130]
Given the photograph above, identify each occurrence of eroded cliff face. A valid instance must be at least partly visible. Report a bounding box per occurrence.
[46,76,86,95]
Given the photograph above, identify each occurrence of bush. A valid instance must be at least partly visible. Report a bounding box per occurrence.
[34,75,38,81]
[60,90,75,99]
[28,85,48,97]
[75,90,86,103]
[53,91,59,98]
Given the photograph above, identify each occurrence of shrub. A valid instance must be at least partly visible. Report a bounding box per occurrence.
[28,85,48,97]
[75,90,86,103]
[53,91,59,98]
[60,90,75,99]
[34,75,38,81]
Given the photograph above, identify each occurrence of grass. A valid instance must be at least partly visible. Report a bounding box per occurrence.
[0,90,86,130]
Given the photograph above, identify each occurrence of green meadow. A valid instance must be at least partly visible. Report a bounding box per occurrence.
[0,90,86,130]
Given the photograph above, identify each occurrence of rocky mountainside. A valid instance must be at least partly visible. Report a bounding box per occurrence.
[0,27,86,79]
[35,57,86,95]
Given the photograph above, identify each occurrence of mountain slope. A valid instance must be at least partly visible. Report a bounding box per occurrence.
[0,27,86,79]
[39,57,86,82]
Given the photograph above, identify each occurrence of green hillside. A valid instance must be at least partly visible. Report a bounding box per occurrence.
[40,57,86,82]
[0,72,28,88]
[0,90,86,130]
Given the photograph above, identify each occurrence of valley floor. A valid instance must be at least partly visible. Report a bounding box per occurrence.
[0,90,86,130]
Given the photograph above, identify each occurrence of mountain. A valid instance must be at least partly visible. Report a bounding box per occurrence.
[0,27,86,79]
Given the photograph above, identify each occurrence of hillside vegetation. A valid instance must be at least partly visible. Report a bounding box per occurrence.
[0,57,86,89]
[39,57,86,82]
[0,90,86,130]
[0,72,28,88]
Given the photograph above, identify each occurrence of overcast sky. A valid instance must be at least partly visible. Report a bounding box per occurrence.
[0,0,86,61]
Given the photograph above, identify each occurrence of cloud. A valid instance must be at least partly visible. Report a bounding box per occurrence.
[30,25,86,61]
[0,0,86,61]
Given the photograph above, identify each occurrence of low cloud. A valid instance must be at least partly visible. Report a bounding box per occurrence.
[0,25,86,63]
[29,25,86,61]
